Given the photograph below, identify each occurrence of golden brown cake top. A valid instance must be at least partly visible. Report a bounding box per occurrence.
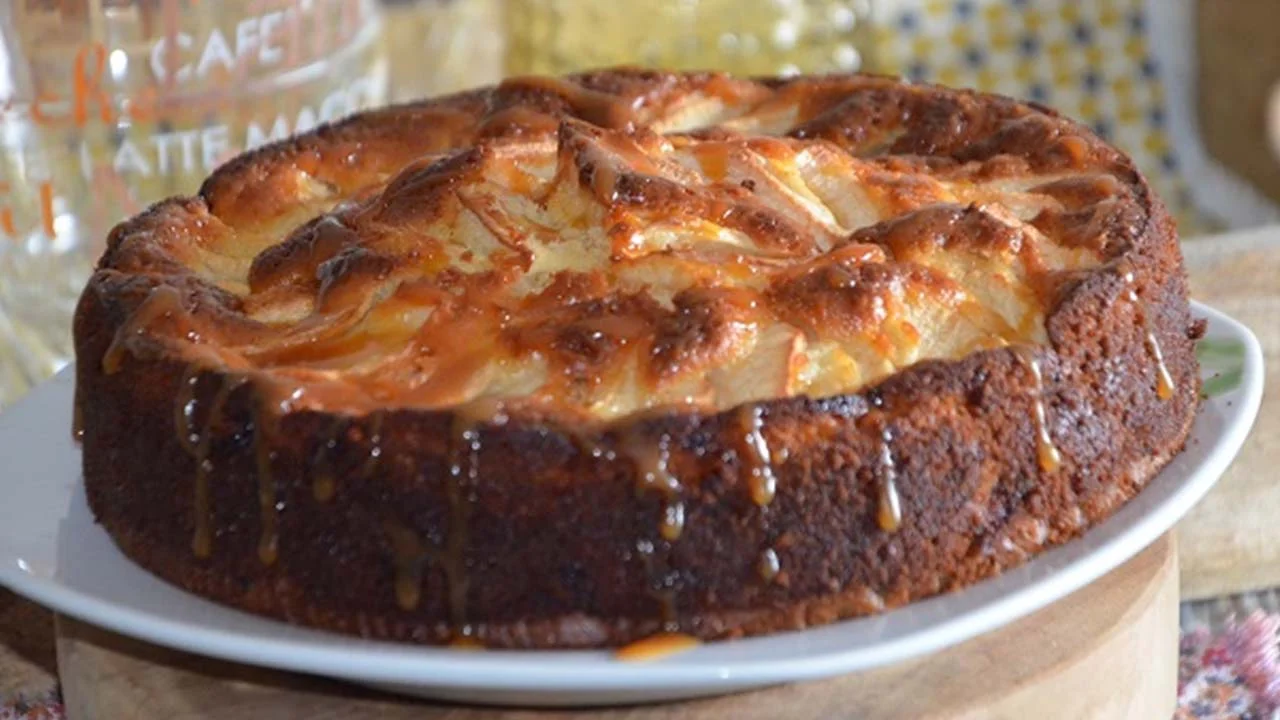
[93,69,1146,420]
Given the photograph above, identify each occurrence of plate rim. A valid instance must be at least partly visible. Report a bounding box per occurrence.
[0,300,1265,692]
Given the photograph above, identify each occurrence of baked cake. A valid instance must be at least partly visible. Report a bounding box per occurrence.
[72,69,1203,649]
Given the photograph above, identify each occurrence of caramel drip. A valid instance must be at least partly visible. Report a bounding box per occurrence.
[653,588,679,631]
[1118,264,1176,402]
[71,399,84,444]
[102,285,186,374]
[312,473,336,503]
[757,547,781,583]
[570,429,614,461]
[571,127,671,205]
[174,366,201,454]
[185,373,247,559]
[695,142,732,182]
[636,538,680,631]
[660,503,686,543]
[588,157,623,205]
[1012,346,1063,473]
[377,416,429,611]
[443,413,481,634]
[615,632,700,662]
[254,404,279,567]
[311,419,348,503]
[449,636,485,650]
[478,105,560,137]
[876,431,903,533]
[360,412,386,478]
[382,403,499,626]
[1147,332,1176,401]
[499,75,645,128]
[625,431,685,542]
[385,521,429,611]
[737,405,777,508]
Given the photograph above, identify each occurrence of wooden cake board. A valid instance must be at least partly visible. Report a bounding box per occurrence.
[54,534,1178,720]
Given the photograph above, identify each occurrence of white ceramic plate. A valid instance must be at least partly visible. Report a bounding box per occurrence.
[0,302,1263,707]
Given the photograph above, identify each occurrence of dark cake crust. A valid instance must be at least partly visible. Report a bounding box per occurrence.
[74,69,1201,648]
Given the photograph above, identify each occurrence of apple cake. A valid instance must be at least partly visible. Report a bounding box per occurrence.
[72,69,1203,649]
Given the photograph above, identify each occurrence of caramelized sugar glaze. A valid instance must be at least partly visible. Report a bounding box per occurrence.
[74,69,1202,648]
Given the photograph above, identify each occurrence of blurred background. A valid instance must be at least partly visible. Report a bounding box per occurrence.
[0,0,1273,407]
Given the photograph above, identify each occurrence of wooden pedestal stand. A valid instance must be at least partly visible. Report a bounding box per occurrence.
[55,535,1178,720]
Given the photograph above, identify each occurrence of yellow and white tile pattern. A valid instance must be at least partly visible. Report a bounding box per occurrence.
[872,0,1212,234]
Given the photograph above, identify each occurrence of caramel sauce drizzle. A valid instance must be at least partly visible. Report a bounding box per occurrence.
[312,471,336,503]
[360,411,386,478]
[102,285,186,375]
[660,502,686,543]
[656,590,678,630]
[384,409,483,632]
[174,366,202,454]
[1147,332,1176,401]
[254,406,280,567]
[176,369,281,564]
[382,403,496,639]
[614,632,701,663]
[71,399,84,444]
[501,75,646,129]
[372,413,435,613]
[442,412,481,634]
[636,538,680,631]
[737,405,778,508]
[385,521,429,612]
[876,430,903,533]
[625,431,685,542]
[478,105,560,137]
[179,371,247,559]
[310,418,348,503]
[569,428,614,461]
[1118,265,1176,401]
[757,547,781,583]
[1011,346,1063,473]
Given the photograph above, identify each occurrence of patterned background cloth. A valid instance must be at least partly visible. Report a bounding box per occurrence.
[1179,599,1280,720]
[2,1,1278,718]
[870,0,1276,237]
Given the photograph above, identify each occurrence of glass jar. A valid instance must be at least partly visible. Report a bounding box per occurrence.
[0,0,388,406]
[380,0,504,102]
[505,0,874,77]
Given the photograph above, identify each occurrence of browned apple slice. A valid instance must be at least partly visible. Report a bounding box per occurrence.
[710,323,807,408]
